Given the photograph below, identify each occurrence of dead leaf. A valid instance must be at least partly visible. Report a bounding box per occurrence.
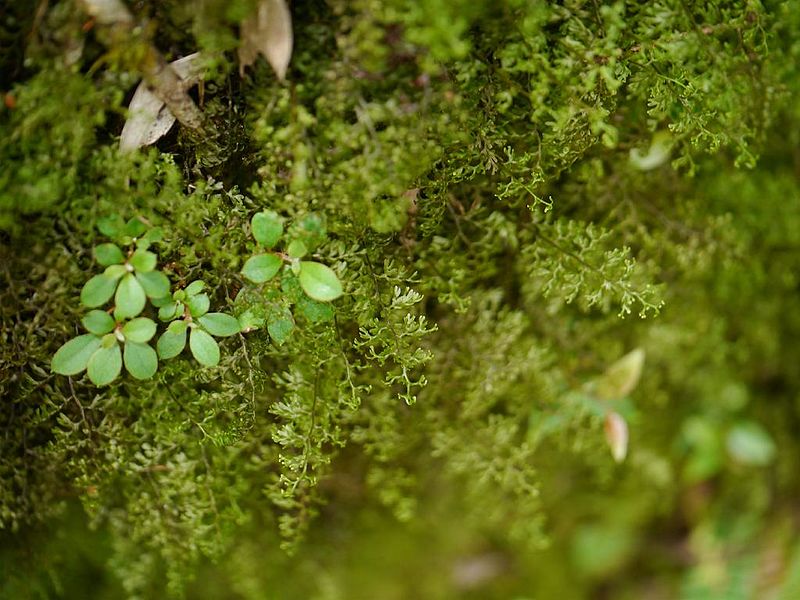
[604,411,629,463]
[238,0,293,80]
[120,53,204,152]
[595,348,645,400]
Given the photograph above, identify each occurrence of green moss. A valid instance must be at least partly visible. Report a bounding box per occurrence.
[2,0,800,597]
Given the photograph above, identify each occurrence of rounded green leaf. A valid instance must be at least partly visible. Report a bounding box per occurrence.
[124,217,148,238]
[267,308,294,345]
[114,273,146,320]
[51,334,102,375]
[287,239,308,258]
[95,243,125,266]
[186,293,210,318]
[136,270,170,299]
[189,328,220,367]
[167,320,188,335]
[104,264,127,280]
[159,301,181,321]
[298,261,343,302]
[251,210,284,248]
[82,310,116,335]
[129,249,157,272]
[198,313,240,337]
[157,328,187,359]
[97,214,124,238]
[122,317,157,343]
[87,343,122,386]
[124,341,158,380]
[81,274,118,308]
[241,254,282,284]
[185,280,205,296]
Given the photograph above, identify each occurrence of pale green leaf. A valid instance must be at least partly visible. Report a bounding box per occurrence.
[114,273,146,320]
[186,293,210,318]
[122,317,157,343]
[157,328,187,359]
[94,243,125,266]
[189,328,220,367]
[298,261,343,302]
[251,210,284,248]
[51,334,102,375]
[241,254,282,283]
[136,270,171,299]
[197,313,240,337]
[129,249,157,272]
[87,344,122,386]
[123,341,158,379]
[82,310,116,335]
[81,274,118,308]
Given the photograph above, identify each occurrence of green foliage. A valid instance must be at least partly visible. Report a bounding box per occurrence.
[52,226,240,384]
[2,0,800,598]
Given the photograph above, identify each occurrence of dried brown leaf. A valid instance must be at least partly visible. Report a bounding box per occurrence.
[120,53,204,152]
[238,0,293,80]
[604,411,629,463]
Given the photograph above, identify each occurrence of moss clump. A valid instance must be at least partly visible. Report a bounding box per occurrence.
[2,1,800,598]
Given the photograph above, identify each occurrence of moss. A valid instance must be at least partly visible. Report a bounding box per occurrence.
[2,1,800,597]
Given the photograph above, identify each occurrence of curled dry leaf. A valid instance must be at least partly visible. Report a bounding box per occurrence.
[604,411,629,463]
[120,53,205,152]
[238,0,293,80]
[595,348,645,400]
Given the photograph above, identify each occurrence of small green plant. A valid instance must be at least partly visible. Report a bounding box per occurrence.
[154,280,240,366]
[236,210,343,343]
[51,217,239,384]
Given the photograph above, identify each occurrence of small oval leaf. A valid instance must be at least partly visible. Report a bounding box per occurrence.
[287,239,307,258]
[82,310,116,335]
[51,334,102,375]
[136,270,171,299]
[157,328,187,359]
[185,280,206,296]
[241,254,282,284]
[298,261,343,302]
[115,273,147,320]
[186,293,210,318]
[159,302,180,321]
[197,313,240,337]
[251,210,284,248]
[267,307,294,345]
[122,317,157,343]
[189,328,220,367]
[95,243,125,266]
[104,264,127,280]
[87,343,122,386]
[124,341,158,379]
[81,274,118,308]
[129,249,157,272]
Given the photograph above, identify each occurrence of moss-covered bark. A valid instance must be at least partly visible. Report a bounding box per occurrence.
[2,1,800,597]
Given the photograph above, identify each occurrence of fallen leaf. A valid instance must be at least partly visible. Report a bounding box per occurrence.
[120,53,204,152]
[238,0,293,80]
[604,411,629,463]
